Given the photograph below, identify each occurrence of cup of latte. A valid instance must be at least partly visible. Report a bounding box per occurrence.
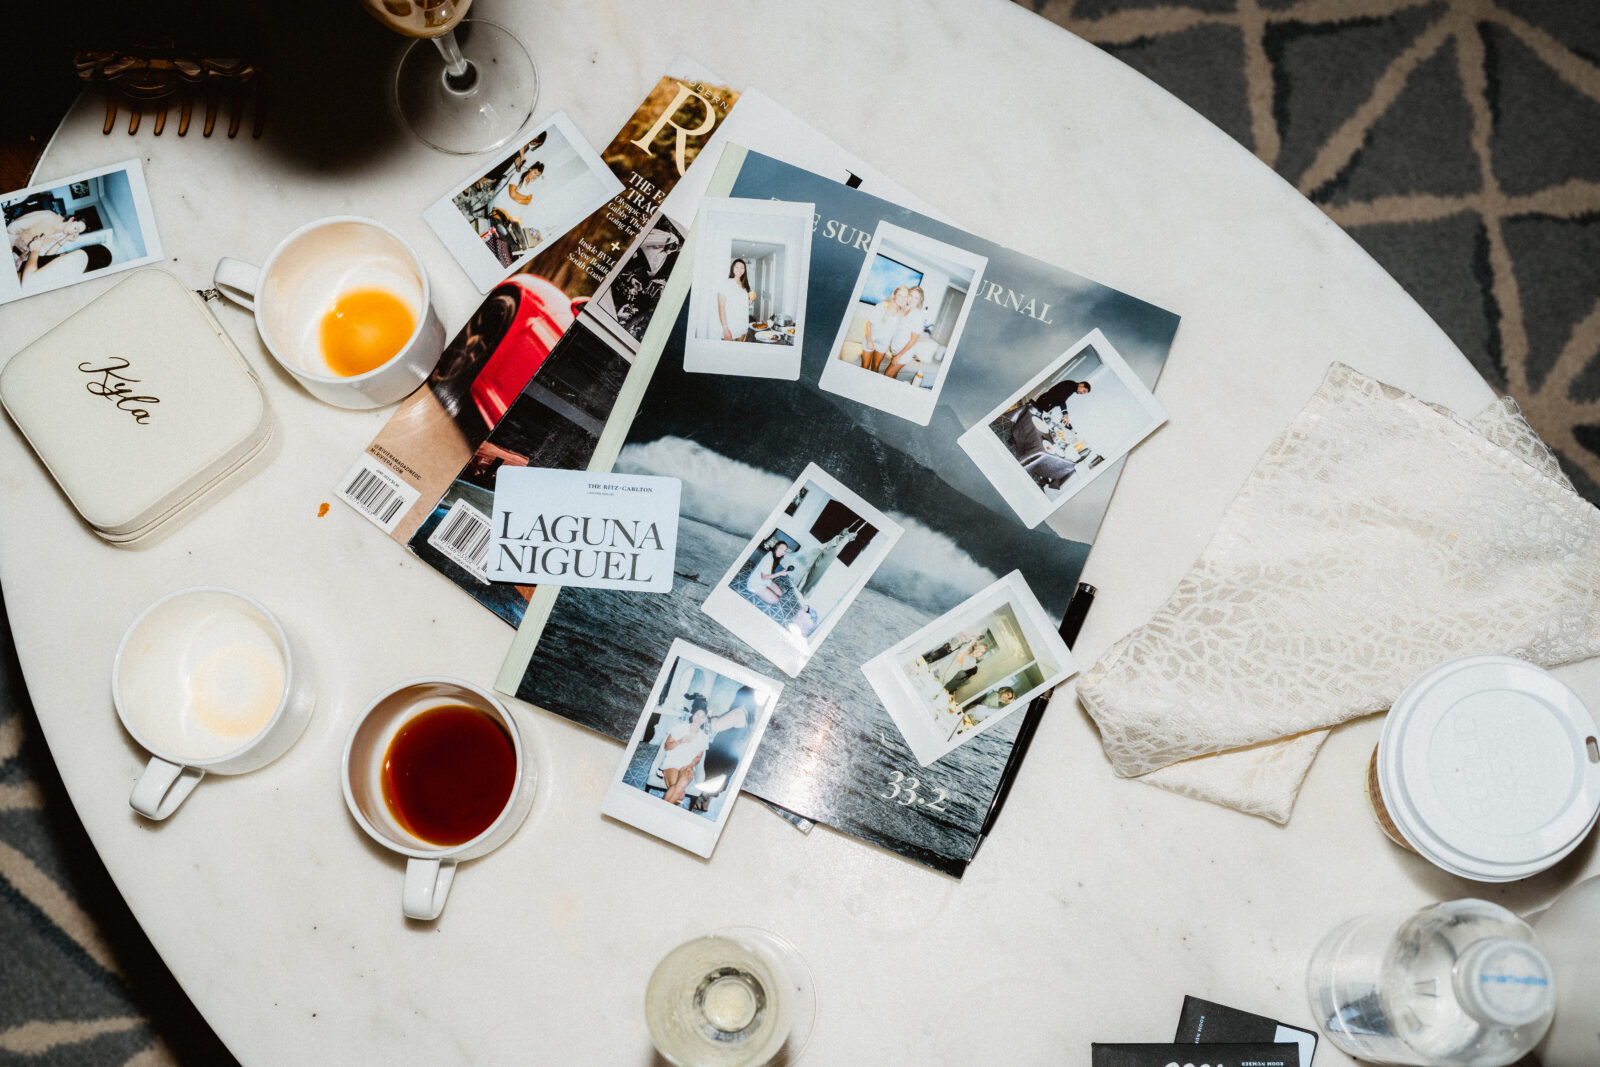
[113,587,315,819]
[213,216,446,408]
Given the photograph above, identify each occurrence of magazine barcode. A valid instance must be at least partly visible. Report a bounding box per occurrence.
[344,468,406,526]
[427,497,494,584]
[438,505,491,568]
[335,455,422,534]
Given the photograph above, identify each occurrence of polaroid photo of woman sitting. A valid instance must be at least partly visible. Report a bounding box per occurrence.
[702,462,902,678]
[1,159,162,305]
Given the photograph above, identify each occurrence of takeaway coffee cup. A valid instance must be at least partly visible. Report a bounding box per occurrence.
[113,587,315,820]
[1367,654,1600,882]
[341,677,536,921]
[213,216,446,409]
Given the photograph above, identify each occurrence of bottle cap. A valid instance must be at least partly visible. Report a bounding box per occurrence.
[1453,937,1554,1028]
[1376,655,1600,881]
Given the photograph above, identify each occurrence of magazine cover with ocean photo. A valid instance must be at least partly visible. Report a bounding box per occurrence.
[509,152,1181,876]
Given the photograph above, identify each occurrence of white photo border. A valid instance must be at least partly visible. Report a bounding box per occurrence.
[422,111,624,293]
[0,159,163,306]
[683,197,814,381]
[702,462,903,678]
[600,639,783,858]
[862,570,1078,766]
[956,328,1167,528]
[816,220,988,427]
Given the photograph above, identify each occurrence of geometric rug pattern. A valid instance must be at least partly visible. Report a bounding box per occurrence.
[1031,0,1600,502]
[3,2,1597,1063]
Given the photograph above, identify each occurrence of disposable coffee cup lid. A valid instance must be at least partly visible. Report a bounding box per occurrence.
[1378,654,1600,881]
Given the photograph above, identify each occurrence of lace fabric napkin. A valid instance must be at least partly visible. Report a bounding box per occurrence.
[1077,363,1600,822]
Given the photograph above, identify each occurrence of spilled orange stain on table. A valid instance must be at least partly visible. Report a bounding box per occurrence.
[317,502,330,518]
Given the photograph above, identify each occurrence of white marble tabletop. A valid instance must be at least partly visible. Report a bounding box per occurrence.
[3,1,1596,1063]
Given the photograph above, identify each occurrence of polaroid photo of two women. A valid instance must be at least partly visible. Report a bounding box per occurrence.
[602,639,784,858]
[863,570,1079,767]
[423,112,623,293]
[1,159,162,306]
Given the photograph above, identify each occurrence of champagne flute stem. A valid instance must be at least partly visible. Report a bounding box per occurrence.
[431,30,477,92]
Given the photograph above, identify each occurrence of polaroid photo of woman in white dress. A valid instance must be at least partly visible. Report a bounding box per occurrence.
[957,329,1167,528]
[682,197,814,380]
[601,639,783,858]
[817,220,987,426]
[702,463,902,677]
[862,571,1077,766]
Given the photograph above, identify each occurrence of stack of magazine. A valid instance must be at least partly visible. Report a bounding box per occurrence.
[340,64,1180,877]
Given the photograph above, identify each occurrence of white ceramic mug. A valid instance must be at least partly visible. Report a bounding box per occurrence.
[341,677,537,921]
[213,216,446,409]
[113,587,315,820]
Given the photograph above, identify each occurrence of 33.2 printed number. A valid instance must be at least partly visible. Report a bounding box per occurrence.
[881,771,948,812]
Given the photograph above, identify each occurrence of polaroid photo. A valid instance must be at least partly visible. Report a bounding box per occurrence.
[601,639,783,858]
[703,463,902,678]
[816,220,987,426]
[1,159,162,306]
[957,328,1167,528]
[423,112,623,293]
[682,197,814,380]
[863,570,1078,766]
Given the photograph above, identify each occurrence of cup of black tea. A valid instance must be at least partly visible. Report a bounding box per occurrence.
[341,677,536,920]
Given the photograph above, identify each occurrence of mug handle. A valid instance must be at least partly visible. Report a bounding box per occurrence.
[213,257,262,312]
[403,857,458,921]
[129,756,205,820]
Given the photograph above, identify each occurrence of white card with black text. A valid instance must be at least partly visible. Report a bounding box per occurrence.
[488,467,680,592]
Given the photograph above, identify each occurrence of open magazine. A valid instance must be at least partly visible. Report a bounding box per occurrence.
[393,84,948,624]
[337,60,740,546]
[495,151,1182,876]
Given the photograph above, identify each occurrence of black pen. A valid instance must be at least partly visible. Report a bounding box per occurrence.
[971,581,1096,856]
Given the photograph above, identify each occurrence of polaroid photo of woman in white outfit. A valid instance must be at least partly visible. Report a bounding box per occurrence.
[682,197,814,381]
[702,463,902,677]
[817,220,987,426]
[601,639,783,858]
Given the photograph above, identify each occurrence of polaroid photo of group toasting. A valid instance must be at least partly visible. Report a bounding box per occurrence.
[863,571,1077,767]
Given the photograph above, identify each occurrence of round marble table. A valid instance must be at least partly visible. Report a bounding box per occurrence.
[3,1,1596,1063]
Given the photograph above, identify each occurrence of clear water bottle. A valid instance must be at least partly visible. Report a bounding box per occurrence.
[1306,898,1554,1066]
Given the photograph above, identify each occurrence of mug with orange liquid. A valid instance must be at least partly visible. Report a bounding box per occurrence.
[214,217,446,408]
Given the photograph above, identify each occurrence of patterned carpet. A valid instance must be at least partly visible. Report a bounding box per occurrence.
[1032,0,1600,500]
[1,1,1597,1063]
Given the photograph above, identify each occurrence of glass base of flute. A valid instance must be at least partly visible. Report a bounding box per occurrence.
[645,927,816,1066]
[393,18,537,155]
